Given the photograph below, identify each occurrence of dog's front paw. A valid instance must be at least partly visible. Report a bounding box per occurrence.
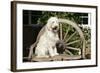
[50,53,59,58]
[50,53,55,57]
[55,53,59,56]
[36,55,49,58]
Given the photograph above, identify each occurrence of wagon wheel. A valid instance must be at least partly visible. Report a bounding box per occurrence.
[58,19,86,59]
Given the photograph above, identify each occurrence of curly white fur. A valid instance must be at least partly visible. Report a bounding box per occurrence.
[35,17,59,58]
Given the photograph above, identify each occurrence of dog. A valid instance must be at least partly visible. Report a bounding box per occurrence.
[35,17,60,58]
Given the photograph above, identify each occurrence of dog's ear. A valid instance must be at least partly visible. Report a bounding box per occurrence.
[46,17,51,31]
[46,22,52,31]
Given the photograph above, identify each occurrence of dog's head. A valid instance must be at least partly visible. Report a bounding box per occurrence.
[46,17,59,33]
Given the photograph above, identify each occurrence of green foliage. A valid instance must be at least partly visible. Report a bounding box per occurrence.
[37,11,80,25]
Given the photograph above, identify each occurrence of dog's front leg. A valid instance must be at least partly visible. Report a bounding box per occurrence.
[48,47,55,57]
[54,47,59,55]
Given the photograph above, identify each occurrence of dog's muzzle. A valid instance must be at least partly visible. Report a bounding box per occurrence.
[52,26,59,33]
[53,26,58,30]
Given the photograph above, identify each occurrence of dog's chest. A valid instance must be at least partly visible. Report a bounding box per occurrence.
[46,31,59,42]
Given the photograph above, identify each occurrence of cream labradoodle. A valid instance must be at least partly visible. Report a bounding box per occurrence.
[35,17,60,58]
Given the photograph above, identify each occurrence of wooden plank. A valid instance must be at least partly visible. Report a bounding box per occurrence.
[31,55,81,62]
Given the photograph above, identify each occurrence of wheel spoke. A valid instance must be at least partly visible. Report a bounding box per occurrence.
[66,46,81,55]
[65,49,74,56]
[59,23,63,40]
[66,46,80,51]
[65,31,77,43]
[66,40,80,46]
[63,25,70,41]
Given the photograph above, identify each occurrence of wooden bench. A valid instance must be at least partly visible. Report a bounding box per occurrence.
[31,54,82,62]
